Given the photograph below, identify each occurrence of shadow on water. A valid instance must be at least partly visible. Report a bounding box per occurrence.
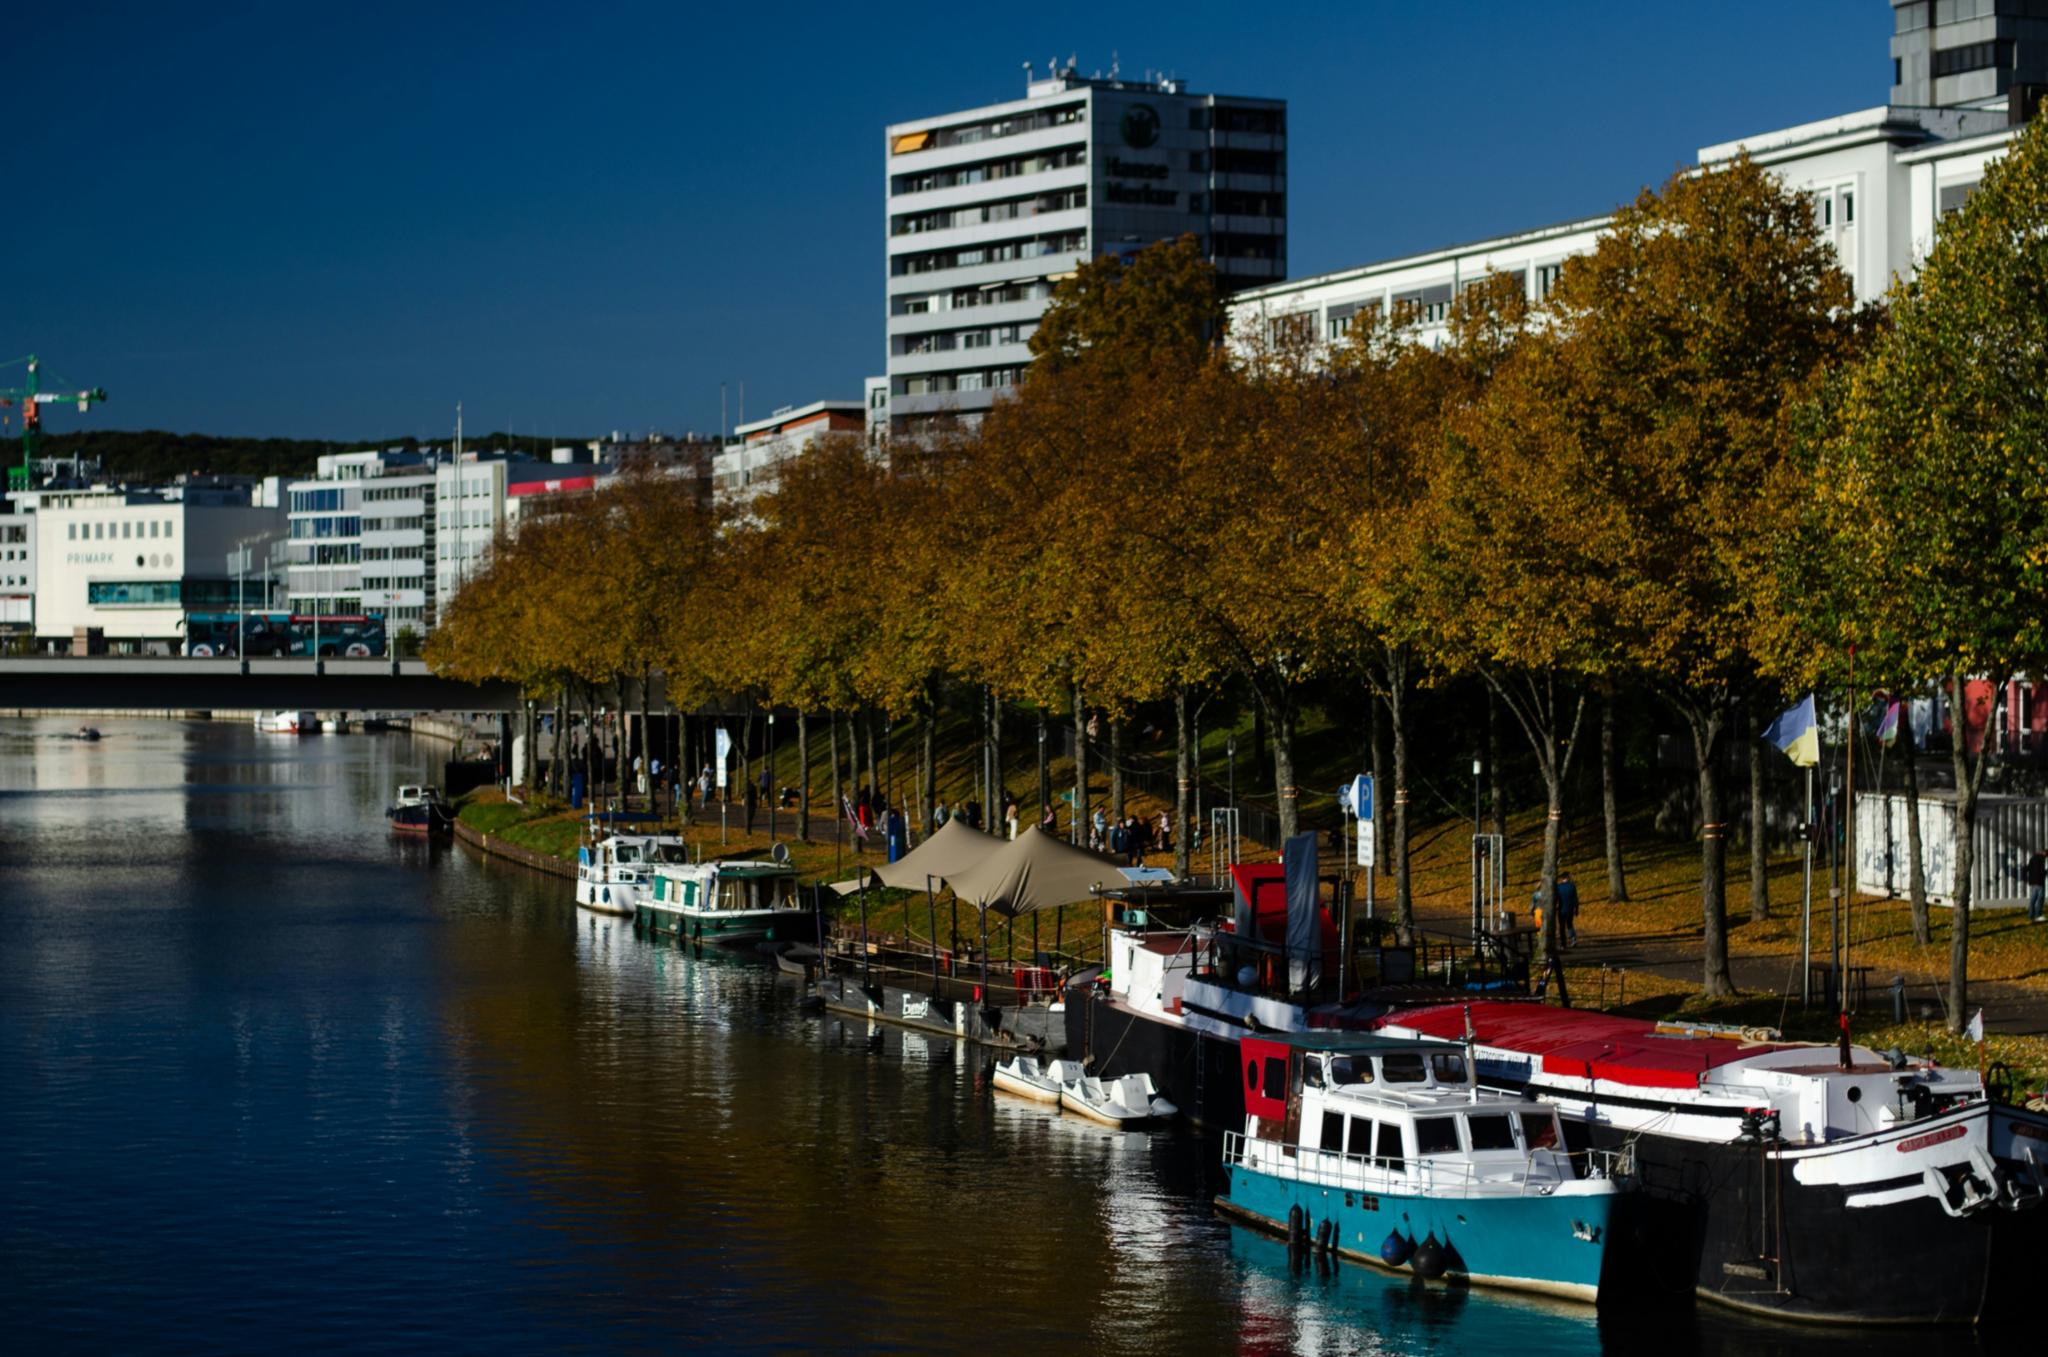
[0,717,2004,1355]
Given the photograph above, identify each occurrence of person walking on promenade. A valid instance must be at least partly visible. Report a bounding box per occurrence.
[1556,872,1581,947]
[744,780,758,834]
[933,799,949,828]
[2025,848,2046,923]
[1091,807,1107,851]
[1005,800,1020,840]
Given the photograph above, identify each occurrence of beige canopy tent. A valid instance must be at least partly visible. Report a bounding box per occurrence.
[829,816,1003,894]
[943,825,1123,915]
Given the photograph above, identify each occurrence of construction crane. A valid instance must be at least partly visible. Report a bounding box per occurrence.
[1,354,108,492]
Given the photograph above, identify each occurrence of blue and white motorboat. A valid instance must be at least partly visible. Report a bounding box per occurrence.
[1217,1031,1627,1304]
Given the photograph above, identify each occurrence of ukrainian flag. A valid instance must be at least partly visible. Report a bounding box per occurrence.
[1762,694,1820,767]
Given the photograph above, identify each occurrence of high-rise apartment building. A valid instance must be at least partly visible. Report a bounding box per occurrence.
[884,65,1285,434]
[1890,0,2048,113]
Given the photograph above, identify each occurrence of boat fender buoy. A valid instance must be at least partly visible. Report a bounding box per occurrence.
[1315,1219,1334,1253]
[1287,1205,1304,1249]
[1380,1230,1414,1266]
[1411,1232,1448,1280]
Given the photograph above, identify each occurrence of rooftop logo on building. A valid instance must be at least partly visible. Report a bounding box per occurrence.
[1120,103,1160,149]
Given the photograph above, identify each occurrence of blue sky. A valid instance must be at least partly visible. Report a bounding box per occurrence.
[6,0,1883,441]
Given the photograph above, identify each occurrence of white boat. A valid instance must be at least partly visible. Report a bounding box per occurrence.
[254,710,317,734]
[993,1056,1084,1104]
[575,831,688,916]
[1058,1071,1178,1127]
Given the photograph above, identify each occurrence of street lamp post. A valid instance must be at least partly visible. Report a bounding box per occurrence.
[1227,734,1237,809]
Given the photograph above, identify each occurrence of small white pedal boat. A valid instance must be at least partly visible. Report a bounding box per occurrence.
[992,1056,1083,1104]
[1057,1071,1178,1127]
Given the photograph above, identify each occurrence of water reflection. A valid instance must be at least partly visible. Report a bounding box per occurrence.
[0,717,2001,1355]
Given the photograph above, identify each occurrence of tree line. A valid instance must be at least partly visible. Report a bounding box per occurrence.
[428,115,2048,1032]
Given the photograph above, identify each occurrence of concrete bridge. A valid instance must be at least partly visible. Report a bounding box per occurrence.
[0,657,520,712]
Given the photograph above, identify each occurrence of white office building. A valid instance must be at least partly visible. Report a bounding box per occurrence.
[30,483,282,652]
[885,65,1285,434]
[287,450,438,628]
[1227,1,2043,354]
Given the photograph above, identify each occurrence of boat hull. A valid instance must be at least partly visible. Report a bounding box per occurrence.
[387,805,446,836]
[1582,1112,2003,1325]
[1219,1159,1614,1303]
[992,1067,1061,1103]
[634,904,815,946]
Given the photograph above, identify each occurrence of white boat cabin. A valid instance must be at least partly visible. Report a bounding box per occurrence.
[649,861,801,915]
[1232,1034,1599,1197]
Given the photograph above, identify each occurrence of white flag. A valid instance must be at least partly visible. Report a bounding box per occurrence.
[1965,1009,1984,1044]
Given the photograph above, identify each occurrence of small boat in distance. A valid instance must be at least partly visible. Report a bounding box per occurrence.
[387,785,451,836]
[254,710,317,734]
[993,1056,1083,1104]
[1216,1032,1626,1304]
[73,726,102,742]
[1058,1071,1177,1127]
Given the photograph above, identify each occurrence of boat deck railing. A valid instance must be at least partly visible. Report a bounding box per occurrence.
[1222,1130,1630,1198]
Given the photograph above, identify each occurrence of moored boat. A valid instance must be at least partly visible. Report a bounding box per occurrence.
[254,710,317,734]
[1374,1000,2048,1324]
[386,784,451,835]
[992,1056,1082,1103]
[1216,1031,1627,1305]
[575,831,687,916]
[639,855,813,944]
[1058,1071,1177,1127]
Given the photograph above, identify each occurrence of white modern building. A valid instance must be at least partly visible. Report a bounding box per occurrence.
[1228,0,2042,353]
[885,64,1285,434]
[0,513,33,635]
[287,450,438,628]
[711,399,867,512]
[30,483,283,652]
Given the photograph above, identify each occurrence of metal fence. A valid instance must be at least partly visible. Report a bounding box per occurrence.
[1854,791,2048,907]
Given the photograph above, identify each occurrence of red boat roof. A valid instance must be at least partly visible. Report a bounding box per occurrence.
[1378,1001,1792,1091]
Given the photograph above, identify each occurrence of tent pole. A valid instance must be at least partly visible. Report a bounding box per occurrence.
[980,905,990,993]
[926,875,940,990]
[859,876,870,988]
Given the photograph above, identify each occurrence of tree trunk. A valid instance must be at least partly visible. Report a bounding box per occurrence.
[551,688,567,797]
[1111,719,1126,822]
[797,710,811,841]
[1370,684,1388,882]
[1601,696,1628,902]
[1071,685,1087,846]
[1268,689,1298,843]
[920,685,938,834]
[1174,687,1193,879]
[990,697,1003,806]
[829,710,842,837]
[1487,685,1506,867]
[1685,699,1735,998]
[1946,672,2003,1033]
[639,672,654,813]
[1749,710,1769,923]
[1904,704,1929,945]
[1254,705,1267,788]
[864,706,878,805]
[1387,648,1413,937]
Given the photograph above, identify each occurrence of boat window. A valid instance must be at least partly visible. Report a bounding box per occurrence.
[1320,1110,1344,1153]
[1517,1110,1560,1151]
[1375,1120,1406,1173]
[1429,1053,1467,1084]
[618,846,640,864]
[1326,1055,1371,1086]
[1303,1060,1324,1089]
[1347,1116,1375,1157]
[1466,1114,1517,1151]
[1380,1054,1427,1084]
[1414,1117,1460,1155]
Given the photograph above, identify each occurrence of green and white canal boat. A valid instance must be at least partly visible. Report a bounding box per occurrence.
[639,853,812,946]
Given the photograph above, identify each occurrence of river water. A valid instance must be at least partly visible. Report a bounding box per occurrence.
[0,717,1997,1356]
